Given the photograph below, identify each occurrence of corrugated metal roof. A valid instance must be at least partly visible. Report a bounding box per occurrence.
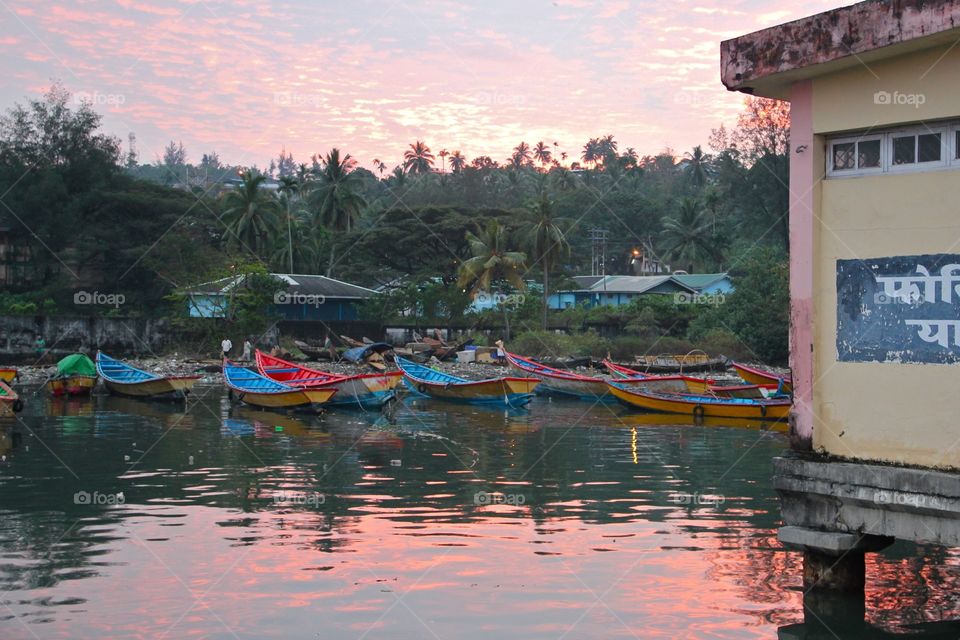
[189,273,379,299]
[672,273,729,290]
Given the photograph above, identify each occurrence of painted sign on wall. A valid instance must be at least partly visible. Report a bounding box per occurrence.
[837,254,960,364]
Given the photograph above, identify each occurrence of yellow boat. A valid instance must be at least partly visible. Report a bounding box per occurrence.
[0,380,23,416]
[0,368,17,384]
[47,375,97,397]
[224,360,336,412]
[607,382,791,421]
[396,356,539,407]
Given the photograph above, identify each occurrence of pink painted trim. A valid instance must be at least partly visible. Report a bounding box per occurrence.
[788,80,815,449]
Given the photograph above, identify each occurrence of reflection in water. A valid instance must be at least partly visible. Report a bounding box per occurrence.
[0,384,956,639]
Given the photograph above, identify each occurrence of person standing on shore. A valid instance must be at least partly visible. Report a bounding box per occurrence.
[242,339,253,361]
[221,337,233,360]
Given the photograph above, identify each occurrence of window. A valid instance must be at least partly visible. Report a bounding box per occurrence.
[827,123,955,177]
[829,136,882,174]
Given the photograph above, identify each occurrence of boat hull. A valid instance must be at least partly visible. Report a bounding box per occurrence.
[732,363,793,394]
[404,377,539,406]
[232,387,337,412]
[103,376,201,399]
[326,374,402,407]
[608,384,791,420]
[0,368,16,384]
[47,375,97,397]
[506,361,610,400]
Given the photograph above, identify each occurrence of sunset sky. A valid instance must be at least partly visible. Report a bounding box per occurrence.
[1,0,854,170]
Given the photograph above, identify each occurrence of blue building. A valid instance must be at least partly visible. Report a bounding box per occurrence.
[186,273,379,321]
[547,273,732,309]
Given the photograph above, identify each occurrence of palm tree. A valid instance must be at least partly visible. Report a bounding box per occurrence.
[683,145,713,189]
[511,141,532,168]
[581,138,600,168]
[661,198,719,272]
[458,220,527,339]
[533,141,552,170]
[390,165,407,188]
[438,149,449,173]
[403,140,435,174]
[523,194,570,329]
[372,158,387,178]
[307,148,367,276]
[449,150,467,173]
[277,175,303,272]
[220,172,280,261]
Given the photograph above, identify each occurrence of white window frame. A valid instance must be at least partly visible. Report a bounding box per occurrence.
[827,121,957,178]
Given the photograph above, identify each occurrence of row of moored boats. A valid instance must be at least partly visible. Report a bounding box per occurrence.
[0,350,793,422]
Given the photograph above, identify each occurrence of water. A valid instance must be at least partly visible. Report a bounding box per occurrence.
[1,386,958,639]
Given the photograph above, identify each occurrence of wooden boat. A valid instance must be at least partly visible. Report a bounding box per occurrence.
[255,350,402,408]
[223,361,337,412]
[504,351,612,400]
[607,382,791,420]
[395,356,539,407]
[629,353,727,374]
[0,368,17,384]
[602,360,779,398]
[0,380,23,416]
[731,362,793,394]
[96,352,201,400]
[47,354,97,397]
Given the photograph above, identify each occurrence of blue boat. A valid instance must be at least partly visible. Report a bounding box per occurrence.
[394,356,540,407]
[96,351,201,399]
[223,360,337,411]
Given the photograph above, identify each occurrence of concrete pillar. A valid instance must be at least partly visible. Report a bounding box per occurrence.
[779,526,894,592]
[803,548,865,592]
[788,80,816,452]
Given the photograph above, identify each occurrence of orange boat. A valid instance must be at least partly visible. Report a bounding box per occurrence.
[607,382,791,421]
[731,362,793,394]
[0,368,17,384]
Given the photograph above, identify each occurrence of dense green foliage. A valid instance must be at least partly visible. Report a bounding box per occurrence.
[0,84,791,362]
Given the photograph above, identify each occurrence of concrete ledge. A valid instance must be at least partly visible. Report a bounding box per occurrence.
[774,454,960,547]
[778,525,893,555]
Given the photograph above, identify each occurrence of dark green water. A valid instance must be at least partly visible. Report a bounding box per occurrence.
[0,386,957,639]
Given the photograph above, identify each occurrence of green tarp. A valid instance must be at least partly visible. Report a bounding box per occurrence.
[56,353,95,377]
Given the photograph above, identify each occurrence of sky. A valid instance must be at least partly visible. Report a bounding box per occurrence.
[0,0,855,171]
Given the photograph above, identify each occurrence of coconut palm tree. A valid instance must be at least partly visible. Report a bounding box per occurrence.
[449,150,467,173]
[403,140,435,174]
[276,175,303,272]
[372,158,387,178]
[438,149,449,173]
[220,171,280,261]
[511,141,532,168]
[581,138,600,168]
[661,198,720,272]
[308,148,367,276]
[458,220,527,339]
[533,141,552,170]
[683,145,713,189]
[523,194,570,329]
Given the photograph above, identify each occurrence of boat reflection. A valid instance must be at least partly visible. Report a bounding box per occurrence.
[614,410,789,433]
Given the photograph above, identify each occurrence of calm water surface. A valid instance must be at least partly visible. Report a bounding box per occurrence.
[1,385,958,639]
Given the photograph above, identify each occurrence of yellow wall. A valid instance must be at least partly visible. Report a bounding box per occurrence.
[810,45,960,468]
[813,42,960,134]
